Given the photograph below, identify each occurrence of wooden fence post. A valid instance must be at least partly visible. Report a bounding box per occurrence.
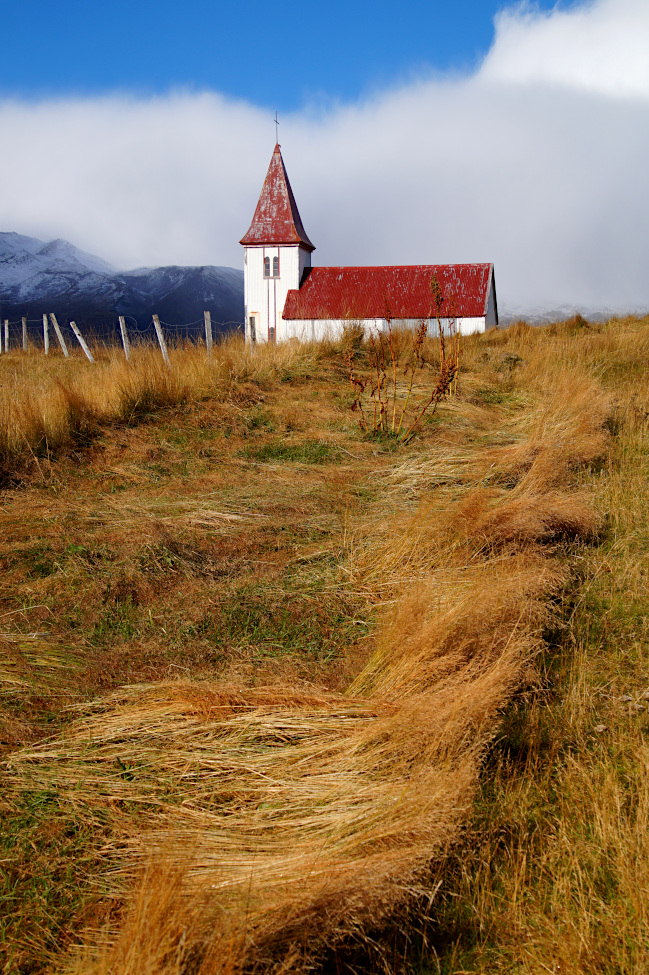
[3,320,8,353]
[204,310,213,353]
[152,314,170,366]
[43,314,49,355]
[69,321,95,363]
[118,316,131,361]
[22,317,27,352]
[49,314,69,357]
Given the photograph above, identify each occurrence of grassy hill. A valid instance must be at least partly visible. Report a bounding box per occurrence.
[1,318,648,974]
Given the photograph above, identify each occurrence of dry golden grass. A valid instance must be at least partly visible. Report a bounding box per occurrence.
[345,318,649,975]
[1,322,618,974]
[0,337,324,482]
[9,317,649,975]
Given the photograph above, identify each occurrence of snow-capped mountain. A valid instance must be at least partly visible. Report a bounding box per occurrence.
[0,232,244,335]
[0,232,117,287]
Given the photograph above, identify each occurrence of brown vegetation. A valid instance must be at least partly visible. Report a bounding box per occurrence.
[1,317,647,974]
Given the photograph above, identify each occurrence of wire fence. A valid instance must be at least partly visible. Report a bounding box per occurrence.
[0,312,245,363]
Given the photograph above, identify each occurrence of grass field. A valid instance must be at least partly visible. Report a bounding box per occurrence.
[1,317,648,974]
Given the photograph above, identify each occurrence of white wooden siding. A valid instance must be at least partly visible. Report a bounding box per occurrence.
[244,244,311,343]
[282,316,487,342]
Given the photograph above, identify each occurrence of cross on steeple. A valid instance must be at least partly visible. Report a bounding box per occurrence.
[274,111,280,144]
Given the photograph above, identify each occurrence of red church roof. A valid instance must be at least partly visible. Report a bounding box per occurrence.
[283,264,495,321]
[240,145,315,251]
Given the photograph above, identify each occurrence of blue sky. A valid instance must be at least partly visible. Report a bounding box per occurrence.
[2,0,557,110]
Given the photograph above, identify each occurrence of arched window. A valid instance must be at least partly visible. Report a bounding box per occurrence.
[272,256,279,277]
[264,257,270,277]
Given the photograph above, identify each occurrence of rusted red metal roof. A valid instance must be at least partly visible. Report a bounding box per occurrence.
[283,264,494,320]
[240,144,315,251]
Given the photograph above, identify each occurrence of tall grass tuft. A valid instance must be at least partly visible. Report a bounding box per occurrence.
[0,337,320,480]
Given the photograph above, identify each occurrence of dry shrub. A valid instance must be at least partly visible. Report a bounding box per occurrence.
[418,344,649,973]
[0,384,92,478]
[86,859,219,975]
[472,489,600,546]
[338,322,366,355]
[57,382,103,445]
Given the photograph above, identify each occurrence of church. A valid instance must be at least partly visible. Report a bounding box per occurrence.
[240,144,498,345]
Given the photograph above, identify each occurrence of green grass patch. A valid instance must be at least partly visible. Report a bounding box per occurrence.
[244,406,277,432]
[245,439,341,464]
[196,581,369,660]
[89,597,141,646]
[0,789,113,975]
[472,386,511,406]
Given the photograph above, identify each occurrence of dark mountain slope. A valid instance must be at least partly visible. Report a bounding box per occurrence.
[0,233,244,339]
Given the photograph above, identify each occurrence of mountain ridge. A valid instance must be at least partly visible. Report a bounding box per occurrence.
[0,232,244,337]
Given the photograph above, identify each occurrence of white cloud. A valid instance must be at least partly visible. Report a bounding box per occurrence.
[1,0,648,314]
[481,0,649,99]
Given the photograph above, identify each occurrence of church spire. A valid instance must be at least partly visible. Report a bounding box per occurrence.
[240,145,315,252]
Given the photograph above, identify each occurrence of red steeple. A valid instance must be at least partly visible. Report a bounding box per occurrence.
[240,145,315,252]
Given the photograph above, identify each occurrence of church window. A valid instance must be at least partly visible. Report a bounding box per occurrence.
[273,256,279,277]
[264,257,270,277]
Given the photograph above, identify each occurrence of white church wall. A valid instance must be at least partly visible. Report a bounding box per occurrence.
[244,244,310,343]
[243,246,265,342]
[274,246,307,342]
[455,317,487,335]
[281,316,487,342]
